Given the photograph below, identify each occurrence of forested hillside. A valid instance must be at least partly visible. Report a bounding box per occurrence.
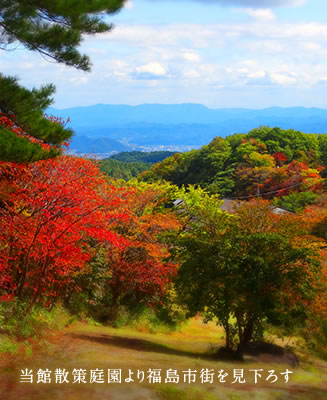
[110,151,175,163]
[99,151,175,180]
[142,126,327,212]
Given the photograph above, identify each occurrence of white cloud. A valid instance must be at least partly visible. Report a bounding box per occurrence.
[135,62,167,79]
[270,72,297,85]
[246,72,274,86]
[91,18,327,91]
[3,0,327,108]
[302,41,321,51]
[183,51,201,62]
[240,8,276,20]
[248,70,266,79]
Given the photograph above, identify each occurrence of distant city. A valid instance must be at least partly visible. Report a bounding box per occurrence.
[50,104,327,156]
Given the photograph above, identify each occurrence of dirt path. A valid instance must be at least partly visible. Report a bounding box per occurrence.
[1,319,327,400]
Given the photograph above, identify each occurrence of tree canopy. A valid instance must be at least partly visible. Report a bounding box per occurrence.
[0,0,126,162]
[174,190,324,353]
[142,127,326,211]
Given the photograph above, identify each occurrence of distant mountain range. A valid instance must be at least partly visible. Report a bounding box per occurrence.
[48,104,327,155]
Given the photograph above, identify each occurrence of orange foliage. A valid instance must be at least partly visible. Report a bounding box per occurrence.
[104,183,181,305]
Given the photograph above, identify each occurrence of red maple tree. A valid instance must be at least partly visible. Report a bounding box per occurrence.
[0,156,129,308]
[95,182,181,316]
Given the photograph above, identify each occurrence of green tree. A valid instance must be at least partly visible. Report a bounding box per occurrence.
[99,159,150,180]
[0,0,126,161]
[273,191,318,212]
[175,193,322,354]
[318,134,327,177]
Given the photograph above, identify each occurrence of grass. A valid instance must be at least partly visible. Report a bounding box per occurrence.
[1,317,327,400]
[156,386,219,400]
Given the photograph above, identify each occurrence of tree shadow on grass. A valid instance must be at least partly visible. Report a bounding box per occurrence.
[69,333,303,367]
[67,333,327,398]
[69,332,221,362]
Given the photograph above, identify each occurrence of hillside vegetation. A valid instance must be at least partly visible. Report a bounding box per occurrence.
[141,126,327,212]
[1,120,327,399]
[99,151,175,180]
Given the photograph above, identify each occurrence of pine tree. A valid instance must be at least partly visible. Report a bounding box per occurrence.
[0,0,126,161]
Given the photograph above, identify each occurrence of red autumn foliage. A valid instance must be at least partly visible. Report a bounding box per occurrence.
[0,156,129,307]
[273,152,287,163]
[273,152,287,167]
[101,183,181,309]
[300,203,327,320]
[257,160,324,198]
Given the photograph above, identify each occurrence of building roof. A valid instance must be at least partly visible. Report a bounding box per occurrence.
[173,197,294,215]
[221,198,294,215]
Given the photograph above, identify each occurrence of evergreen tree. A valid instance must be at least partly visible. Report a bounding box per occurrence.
[0,0,126,161]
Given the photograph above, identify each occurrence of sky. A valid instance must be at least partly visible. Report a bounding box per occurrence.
[2,0,327,109]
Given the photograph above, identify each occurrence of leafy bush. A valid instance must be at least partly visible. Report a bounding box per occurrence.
[0,301,71,340]
[0,337,19,354]
[274,191,318,212]
[302,318,327,360]
[108,302,187,334]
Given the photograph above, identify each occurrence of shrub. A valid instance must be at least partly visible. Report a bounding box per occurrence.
[0,301,71,340]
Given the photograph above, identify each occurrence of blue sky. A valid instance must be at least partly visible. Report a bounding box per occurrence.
[2,0,327,108]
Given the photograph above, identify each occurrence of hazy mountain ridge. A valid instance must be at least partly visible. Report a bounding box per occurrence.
[49,104,327,154]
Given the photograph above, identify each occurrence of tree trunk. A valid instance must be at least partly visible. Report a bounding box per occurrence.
[224,323,231,350]
[243,318,254,347]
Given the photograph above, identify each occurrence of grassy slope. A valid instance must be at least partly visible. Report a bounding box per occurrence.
[1,317,327,400]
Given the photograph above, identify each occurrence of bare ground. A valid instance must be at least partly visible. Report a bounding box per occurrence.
[1,318,327,400]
